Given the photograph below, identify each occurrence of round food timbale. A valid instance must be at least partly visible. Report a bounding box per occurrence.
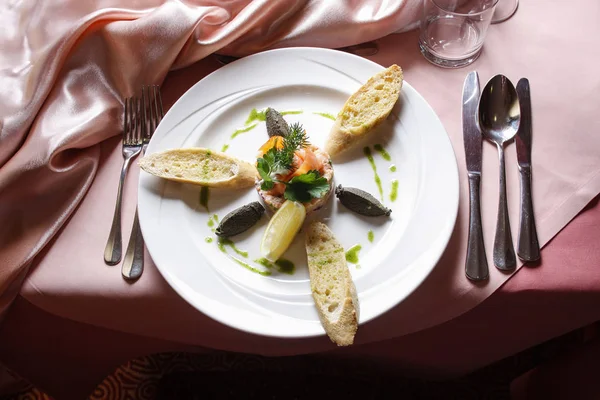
[255,139,334,213]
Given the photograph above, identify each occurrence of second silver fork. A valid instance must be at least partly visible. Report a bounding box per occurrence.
[122,85,164,280]
[104,96,143,265]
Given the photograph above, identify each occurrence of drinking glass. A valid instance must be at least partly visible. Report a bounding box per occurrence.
[419,0,498,68]
[491,0,519,23]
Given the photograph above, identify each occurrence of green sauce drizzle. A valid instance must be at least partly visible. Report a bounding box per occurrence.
[364,147,383,201]
[389,164,397,172]
[205,237,213,243]
[255,258,295,275]
[390,179,399,202]
[218,238,248,258]
[199,187,210,211]
[275,259,295,274]
[368,230,374,243]
[231,123,257,139]
[313,112,336,121]
[374,144,391,161]
[345,244,362,264]
[256,258,271,268]
[245,108,267,125]
[232,257,271,276]
[207,214,218,232]
[221,144,229,152]
[281,110,303,116]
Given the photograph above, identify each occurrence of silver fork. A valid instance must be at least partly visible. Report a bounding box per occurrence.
[122,85,164,280]
[104,96,143,265]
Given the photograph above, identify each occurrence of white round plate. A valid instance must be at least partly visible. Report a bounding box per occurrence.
[138,47,459,338]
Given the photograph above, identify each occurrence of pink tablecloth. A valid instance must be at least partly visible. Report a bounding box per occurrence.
[16,0,600,355]
[2,1,600,394]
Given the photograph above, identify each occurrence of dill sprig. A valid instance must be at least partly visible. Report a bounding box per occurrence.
[272,122,309,172]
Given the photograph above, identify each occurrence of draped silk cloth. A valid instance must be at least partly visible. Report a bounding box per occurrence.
[0,1,421,316]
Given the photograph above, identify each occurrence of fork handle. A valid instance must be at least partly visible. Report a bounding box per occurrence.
[104,156,133,265]
[122,208,144,280]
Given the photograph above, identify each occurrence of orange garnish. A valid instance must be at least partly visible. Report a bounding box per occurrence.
[257,136,284,157]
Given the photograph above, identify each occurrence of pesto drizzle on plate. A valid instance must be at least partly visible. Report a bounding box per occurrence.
[374,144,391,161]
[368,230,374,243]
[390,179,399,202]
[313,111,336,121]
[345,244,362,264]
[255,257,295,275]
[217,238,249,258]
[363,146,384,201]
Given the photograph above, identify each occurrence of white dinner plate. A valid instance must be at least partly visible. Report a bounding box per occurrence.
[138,47,459,338]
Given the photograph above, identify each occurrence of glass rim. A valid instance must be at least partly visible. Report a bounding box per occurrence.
[430,0,500,17]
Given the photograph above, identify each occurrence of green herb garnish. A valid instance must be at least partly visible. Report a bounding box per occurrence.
[284,170,330,203]
[256,122,309,190]
[256,123,328,202]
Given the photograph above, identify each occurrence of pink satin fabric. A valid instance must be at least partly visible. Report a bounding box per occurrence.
[0,0,420,315]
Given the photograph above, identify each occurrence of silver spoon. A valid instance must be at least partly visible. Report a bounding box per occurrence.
[478,75,520,271]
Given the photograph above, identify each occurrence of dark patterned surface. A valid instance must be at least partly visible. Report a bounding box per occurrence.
[2,322,597,400]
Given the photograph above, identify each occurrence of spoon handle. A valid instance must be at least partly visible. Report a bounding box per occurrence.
[494,146,516,270]
[465,173,489,281]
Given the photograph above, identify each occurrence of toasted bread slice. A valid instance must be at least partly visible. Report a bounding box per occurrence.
[139,148,258,188]
[325,64,403,157]
[305,221,359,346]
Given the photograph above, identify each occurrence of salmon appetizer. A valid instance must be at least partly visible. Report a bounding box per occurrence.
[255,122,334,213]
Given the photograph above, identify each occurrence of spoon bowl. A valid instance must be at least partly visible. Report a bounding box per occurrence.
[479,75,520,144]
[478,74,520,271]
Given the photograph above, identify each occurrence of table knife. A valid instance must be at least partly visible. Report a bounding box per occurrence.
[515,78,540,261]
[463,71,489,281]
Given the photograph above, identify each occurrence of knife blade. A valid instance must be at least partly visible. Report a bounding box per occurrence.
[463,72,482,174]
[516,79,532,167]
[463,71,489,281]
[515,78,540,261]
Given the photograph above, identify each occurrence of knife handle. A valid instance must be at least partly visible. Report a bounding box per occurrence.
[517,167,540,261]
[466,173,489,281]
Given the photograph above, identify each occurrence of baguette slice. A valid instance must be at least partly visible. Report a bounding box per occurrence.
[325,64,403,157]
[139,148,258,188]
[305,221,359,346]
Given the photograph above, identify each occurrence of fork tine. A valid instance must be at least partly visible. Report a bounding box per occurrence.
[124,97,130,143]
[151,85,159,132]
[142,86,148,143]
[136,95,143,144]
[156,85,164,119]
[127,97,133,145]
[147,86,155,135]
[131,97,137,144]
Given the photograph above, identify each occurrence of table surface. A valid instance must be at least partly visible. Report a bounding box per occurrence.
[15,0,600,360]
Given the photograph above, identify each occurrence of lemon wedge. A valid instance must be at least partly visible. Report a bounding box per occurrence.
[260,200,306,262]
